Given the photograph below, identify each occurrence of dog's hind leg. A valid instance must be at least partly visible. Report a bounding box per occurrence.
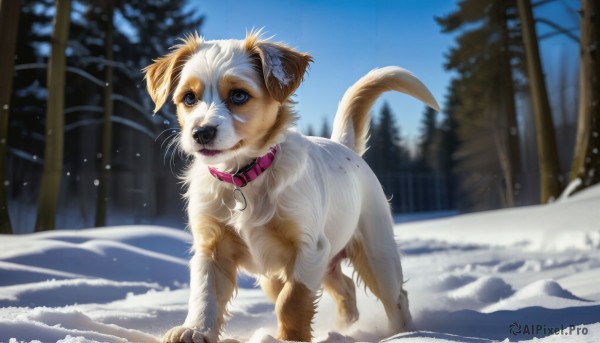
[347,202,413,334]
[323,260,359,329]
[259,276,284,303]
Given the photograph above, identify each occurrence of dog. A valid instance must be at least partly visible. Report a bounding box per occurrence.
[144,31,439,343]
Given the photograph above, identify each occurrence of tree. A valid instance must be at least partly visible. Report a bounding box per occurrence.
[415,106,438,171]
[437,0,523,208]
[320,117,331,138]
[35,0,72,231]
[365,102,411,175]
[2,0,203,231]
[95,0,114,227]
[517,0,564,202]
[0,0,21,233]
[569,0,600,190]
[363,103,412,211]
[63,0,203,228]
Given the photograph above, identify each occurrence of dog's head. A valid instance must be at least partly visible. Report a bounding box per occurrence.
[144,32,312,167]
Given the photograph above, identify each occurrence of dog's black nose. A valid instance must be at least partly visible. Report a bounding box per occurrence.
[192,126,217,145]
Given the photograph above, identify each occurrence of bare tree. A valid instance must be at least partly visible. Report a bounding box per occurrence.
[569,0,600,190]
[517,0,564,202]
[0,0,20,234]
[35,0,72,231]
[95,0,114,227]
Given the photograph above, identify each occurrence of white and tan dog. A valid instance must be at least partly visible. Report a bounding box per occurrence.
[145,32,439,343]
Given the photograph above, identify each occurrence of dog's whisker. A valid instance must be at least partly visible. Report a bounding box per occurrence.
[161,133,179,166]
[156,128,178,143]
[160,132,179,153]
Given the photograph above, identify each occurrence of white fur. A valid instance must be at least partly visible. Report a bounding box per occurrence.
[231,113,247,123]
[182,254,222,341]
[157,37,438,342]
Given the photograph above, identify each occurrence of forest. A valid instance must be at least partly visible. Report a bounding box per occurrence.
[0,0,598,234]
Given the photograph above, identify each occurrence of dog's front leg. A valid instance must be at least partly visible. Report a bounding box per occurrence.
[163,218,244,343]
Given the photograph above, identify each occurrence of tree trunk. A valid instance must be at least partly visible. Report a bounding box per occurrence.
[35,0,71,232]
[501,3,522,206]
[95,0,114,227]
[0,0,20,234]
[569,0,600,190]
[516,0,564,203]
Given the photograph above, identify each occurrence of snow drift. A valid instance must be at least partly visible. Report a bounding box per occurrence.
[1,185,599,342]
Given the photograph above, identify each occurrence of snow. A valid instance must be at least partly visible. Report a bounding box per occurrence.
[1,185,600,342]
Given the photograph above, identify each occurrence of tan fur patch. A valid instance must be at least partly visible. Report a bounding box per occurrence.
[143,33,201,112]
[346,238,382,298]
[217,74,262,100]
[275,280,316,342]
[173,77,203,127]
[255,104,297,153]
[189,215,250,332]
[218,75,281,150]
[243,32,313,103]
[335,80,388,155]
[190,215,249,263]
[323,264,359,328]
[260,277,284,303]
[255,216,315,341]
[241,33,309,154]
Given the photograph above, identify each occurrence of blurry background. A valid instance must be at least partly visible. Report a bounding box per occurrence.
[0,0,596,234]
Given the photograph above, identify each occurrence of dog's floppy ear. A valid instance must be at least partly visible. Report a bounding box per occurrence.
[246,37,313,103]
[144,35,201,113]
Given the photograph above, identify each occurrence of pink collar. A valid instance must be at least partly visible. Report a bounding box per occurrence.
[208,146,279,188]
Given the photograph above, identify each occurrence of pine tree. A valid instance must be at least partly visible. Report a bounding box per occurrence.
[437,0,523,208]
[439,80,461,210]
[70,0,203,228]
[416,106,438,171]
[320,117,331,138]
[365,103,410,174]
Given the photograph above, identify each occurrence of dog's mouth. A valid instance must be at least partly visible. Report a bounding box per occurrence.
[198,149,222,157]
[197,141,243,158]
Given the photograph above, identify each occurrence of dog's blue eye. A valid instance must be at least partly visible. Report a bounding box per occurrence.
[230,90,250,105]
[183,92,196,106]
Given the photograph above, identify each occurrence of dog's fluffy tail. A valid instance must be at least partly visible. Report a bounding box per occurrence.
[330,66,440,156]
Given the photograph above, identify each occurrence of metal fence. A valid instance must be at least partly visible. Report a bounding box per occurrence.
[378,172,455,213]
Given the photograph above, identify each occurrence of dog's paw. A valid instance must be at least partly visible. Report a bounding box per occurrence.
[162,326,213,343]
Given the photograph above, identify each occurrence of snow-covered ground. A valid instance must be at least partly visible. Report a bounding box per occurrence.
[1,185,599,343]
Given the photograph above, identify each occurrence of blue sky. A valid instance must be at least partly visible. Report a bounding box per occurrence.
[189,0,579,147]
